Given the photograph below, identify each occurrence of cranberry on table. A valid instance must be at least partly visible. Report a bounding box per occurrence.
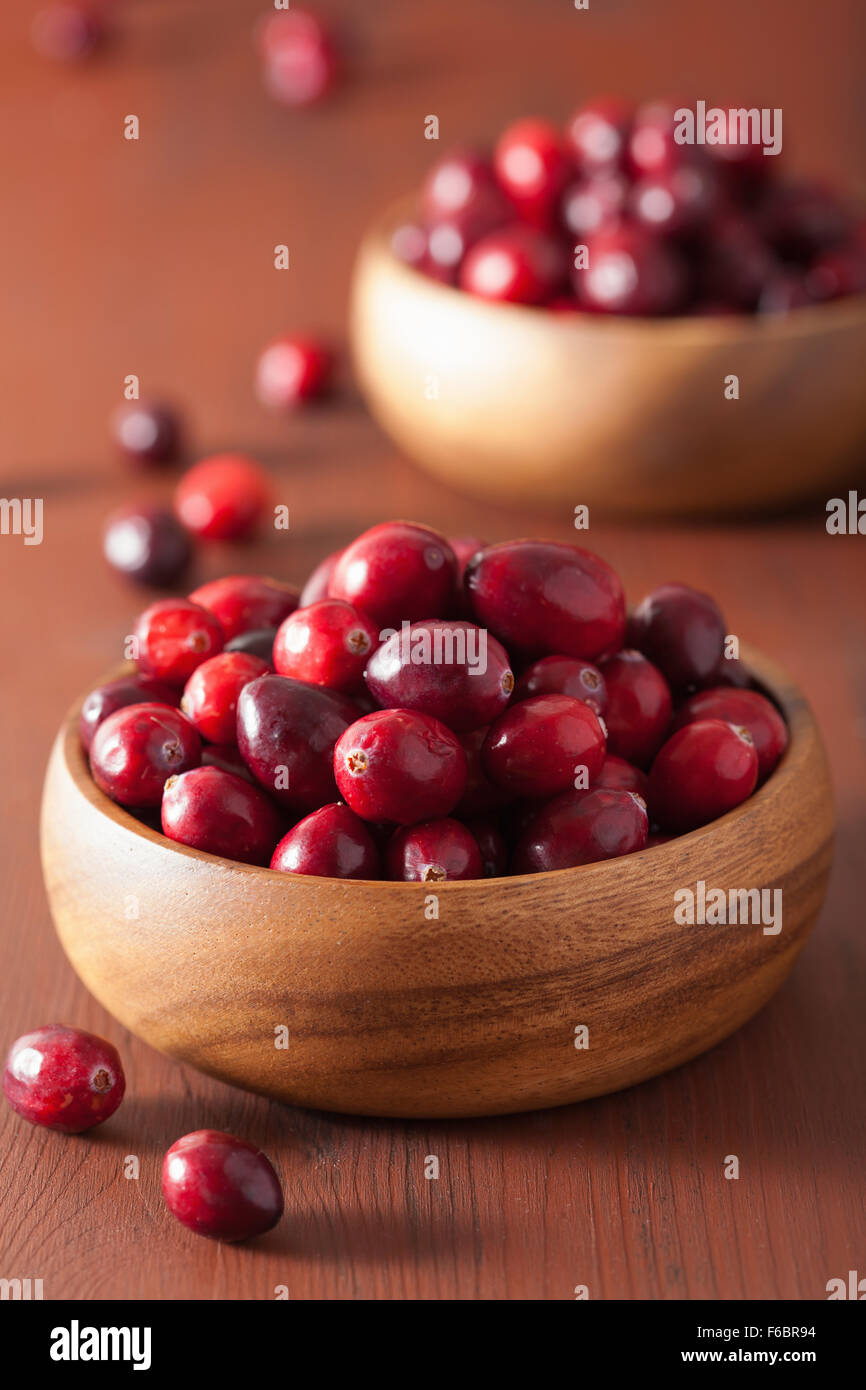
[3,1025,125,1134]
[460,226,567,304]
[181,651,271,744]
[561,173,628,238]
[175,454,270,541]
[134,598,224,685]
[493,118,570,228]
[566,98,632,173]
[162,1130,283,1242]
[387,819,483,883]
[224,628,277,665]
[364,620,514,732]
[162,767,282,866]
[512,655,607,715]
[79,674,178,752]
[111,400,182,467]
[464,816,509,877]
[299,549,343,608]
[595,754,649,800]
[648,719,759,833]
[258,9,339,107]
[255,334,334,410]
[628,582,726,691]
[90,703,200,807]
[329,521,457,628]
[274,600,379,694]
[188,574,298,642]
[31,4,105,62]
[237,674,356,813]
[513,787,648,873]
[575,225,687,315]
[599,649,673,767]
[103,505,192,589]
[455,726,509,816]
[270,803,380,879]
[334,710,467,825]
[671,686,788,784]
[482,694,606,800]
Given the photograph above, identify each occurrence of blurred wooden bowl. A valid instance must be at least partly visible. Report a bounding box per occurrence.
[350,200,866,516]
[41,648,833,1119]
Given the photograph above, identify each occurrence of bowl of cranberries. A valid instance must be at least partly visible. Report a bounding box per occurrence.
[351,99,866,517]
[41,521,833,1117]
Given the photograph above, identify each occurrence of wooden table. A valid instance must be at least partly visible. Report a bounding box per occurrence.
[1,0,864,1301]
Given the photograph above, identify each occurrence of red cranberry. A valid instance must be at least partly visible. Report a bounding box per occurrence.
[270,803,380,879]
[4,1025,125,1133]
[513,787,648,873]
[111,400,182,466]
[390,220,428,269]
[671,687,787,784]
[188,574,298,642]
[566,98,632,173]
[482,694,606,800]
[255,335,334,410]
[365,620,514,732]
[387,819,483,882]
[421,150,498,220]
[201,741,258,785]
[805,246,866,301]
[646,830,676,848]
[759,180,852,262]
[80,675,178,752]
[575,225,687,315]
[561,173,628,238]
[175,455,270,541]
[455,726,509,816]
[237,674,356,814]
[700,652,753,690]
[599,650,673,767]
[464,815,509,877]
[258,10,339,107]
[334,710,467,824]
[329,521,457,628]
[627,101,690,177]
[460,226,567,304]
[705,124,771,187]
[181,652,270,744]
[449,536,487,584]
[90,702,200,807]
[512,655,607,715]
[298,549,342,607]
[224,628,277,665]
[466,540,625,661]
[628,583,725,691]
[758,272,817,313]
[134,598,224,685]
[701,213,776,309]
[162,1130,283,1241]
[595,754,649,800]
[274,600,379,694]
[629,164,721,239]
[31,3,105,61]
[162,767,282,866]
[423,188,514,282]
[648,719,758,832]
[103,505,192,588]
[493,118,569,228]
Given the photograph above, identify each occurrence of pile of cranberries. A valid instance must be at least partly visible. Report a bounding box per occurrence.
[392,100,866,315]
[81,520,788,882]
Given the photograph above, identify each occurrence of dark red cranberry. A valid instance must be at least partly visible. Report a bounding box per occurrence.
[237,674,356,814]
[599,650,673,767]
[629,164,721,239]
[421,150,498,221]
[3,1025,124,1133]
[701,652,752,690]
[460,226,567,304]
[512,655,607,715]
[224,627,277,665]
[134,598,224,685]
[482,694,606,799]
[455,726,509,816]
[704,125,771,188]
[298,549,342,608]
[329,521,457,628]
[648,719,758,832]
[162,1130,283,1241]
[365,620,514,732]
[759,180,852,262]
[181,652,271,744]
[175,455,270,541]
[449,535,487,584]
[201,742,258,785]
[513,787,648,873]
[575,225,687,315]
[466,540,625,661]
[190,574,298,642]
[103,505,192,588]
[701,213,776,309]
[90,702,200,807]
[270,803,380,879]
[255,335,334,410]
[334,710,467,824]
[31,3,105,61]
[646,831,676,848]
[758,272,817,313]
[493,118,569,228]
[80,675,178,752]
[258,10,339,107]
[595,754,649,800]
[387,819,483,882]
[627,101,690,177]
[161,767,282,865]
[628,583,726,691]
[111,400,182,466]
[805,246,866,301]
[390,220,429,269]
[671,687,787,784]
[424,189,514,282]
[464,816,509,877]
[561,173,628,238]
[566,98,632,173]
[274,600,379,693]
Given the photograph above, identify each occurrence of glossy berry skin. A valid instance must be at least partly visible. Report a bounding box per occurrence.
[90,703,201,807]
[255,335,333,410]
[464,816,509,877]
[103,505,192,588]
[700,653,753,690]
[627,101,690,177]
[258,10,339,108]
[201,741,258,786]
[189,575,298,642]
[561,173,628,239]
[175,455,269,541]
[493,118,569,228]
[274,600,379,694]
[460,226,566,304]
[111,400,181,466]
[334,710,467,825]
[466,540,626,661]
[134,598,224,686]
[162,1130,283,1242]
[576,225,687,315]
[387,819,483,883]
[566,98,632,174]
[628,583,725,691]
[329,521,457,628]
[237,674,356,814]
[365,620,514,732]
[629,164,721,240]
[648,719,759,833]
[421,150,498,221]
[270,803,380,879]
[595,754,649,800]
[513,787,648,874]
[298,549,342,608]
[423,187,513,283]
[512,655,607,715]
[181,652,271,744]
[482,694,606,800]
[224,628,277,666]
[455,726,509,816]
[599,650,673,767]
[79,675,178,752]
[162,767,282,866]
[3,1025,125,1134]
[671,686,788,784]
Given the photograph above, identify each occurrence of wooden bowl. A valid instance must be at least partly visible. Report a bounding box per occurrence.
[350,200,866,516]
[41,647,833,1119]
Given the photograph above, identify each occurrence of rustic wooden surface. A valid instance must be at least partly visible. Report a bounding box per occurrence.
[0,0,864,1300]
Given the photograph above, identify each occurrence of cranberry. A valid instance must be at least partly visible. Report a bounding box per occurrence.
[566,98,632,173]
[175,455,270,541]
[390,220,428,269]
[3,1025,125,1133]
[162,1130,283,1242]
[111,400,182,467]
[701,652,752,690]
[387,819,483,882]
[103,505,192,588]
[627,101,690,177]
[188,574,298,642]
[423,188,513,282]
[79,675,178,752]
[599,650,672,767]
[464,815,509,877]
[329,521,457,628]
[255,335,334,410]
[671,687,787,784]
[162,767,282,866]
[421,151,498,221]
[274,600,379,693]
[258,10,339,107]
[181,652,270,744]
[561,173,628,238]
[595,754,649,800]
[449,536,487,585]
[701,213,776,309]
[758,272,817,313]
[759,180,852,262]
[134,598,224,685]
[575,225,687,315]
[648,719,758,832]
[365,620,514,732]
[334,710,466,824]
[805,246,866,301]
[512,655,607,715]
[460,226,567,304]
[482,694,606,799]
[298,549,342,608]
[237,674,356,813]
[31,3,105,62]
[628,583,725,691]
[513,787,648,873]
[90,703,200,807]
[201,741,258,785]
[705,124,771,187]
[646,830,676,848]
[270,803,380,879]
[493,118,570,228]
[224,628,277,665]
[465,540,625,661]
[455,726,508,816]
[629,164,721,239]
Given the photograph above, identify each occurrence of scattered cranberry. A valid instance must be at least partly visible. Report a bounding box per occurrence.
[671,687,788,784]
[134,598,224,685]
[255,335,334,410]
[387,818,483,882]
[3,1025,125,1134]
[188,574,298,642]
[79,674,178,752]
[566,98,632,173]
[274,600,379,693]
[482,694,606,800]
[175,455,270,541]
[258,10,339,108]
[460,226,567,304]
[628,582,725,690]
[561,173,628,238]
[464,816,509,877]
[90,703,201,807]
[162,767,282,866]
[181,652,270,744]
[111,400,182,467]
[103,505,192,589]
[270,803,380,879]
[576,224,687,315]
[329,521,457,628]
[365,620,514,732]
[237,674,356,814]
[595,754,649,800]
[334,710,467,825]
[512,655,607,715]
[493,118,569,228]
[298,549,343,608]
[162,1130,283,1242]
[513,787,648,873]
[224,628,277,666]
[648,719,758,832]
[31,3,105,62]
[599,650,673,767]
